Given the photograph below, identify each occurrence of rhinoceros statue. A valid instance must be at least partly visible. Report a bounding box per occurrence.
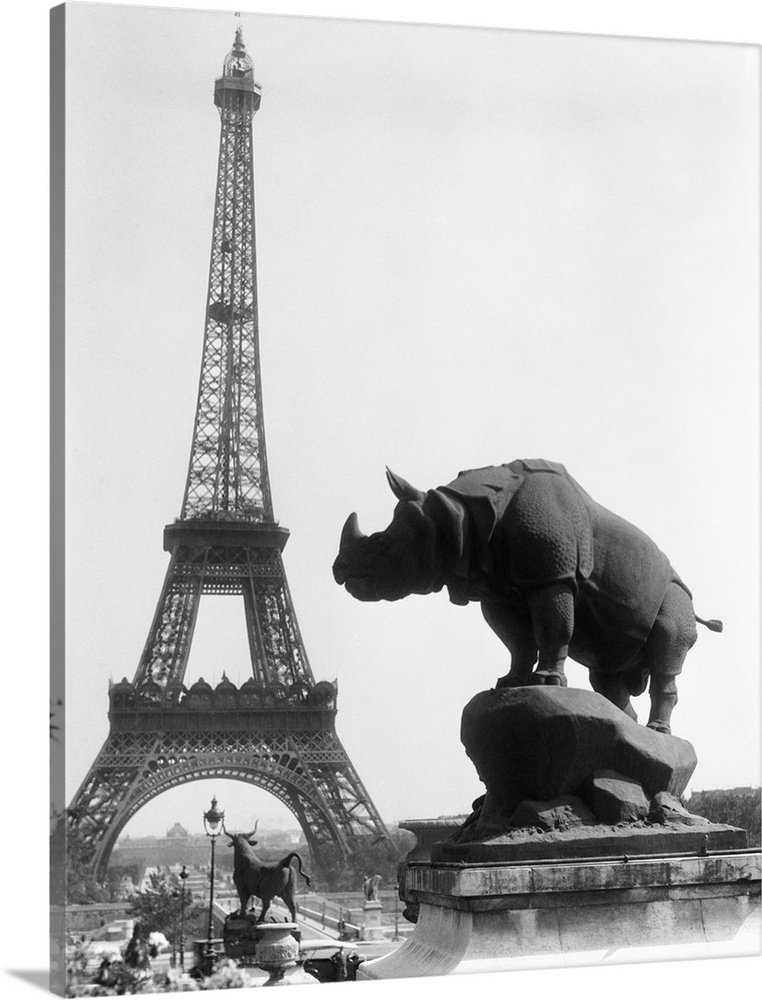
[333,459,722,734]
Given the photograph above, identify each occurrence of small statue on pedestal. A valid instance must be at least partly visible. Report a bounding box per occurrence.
[363,874,381,902]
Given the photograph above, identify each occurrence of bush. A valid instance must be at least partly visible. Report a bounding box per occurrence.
[687,788,761,847]
[199,959,257,990]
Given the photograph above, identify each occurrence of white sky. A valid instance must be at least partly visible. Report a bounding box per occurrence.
[56,2,760,839]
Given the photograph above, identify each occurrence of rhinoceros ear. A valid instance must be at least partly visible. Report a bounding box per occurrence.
[386,468,425,503]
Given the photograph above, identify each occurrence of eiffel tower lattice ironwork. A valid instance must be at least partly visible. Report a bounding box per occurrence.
[68,27,389,880]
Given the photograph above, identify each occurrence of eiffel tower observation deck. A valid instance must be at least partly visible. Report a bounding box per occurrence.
[67,25,390,881]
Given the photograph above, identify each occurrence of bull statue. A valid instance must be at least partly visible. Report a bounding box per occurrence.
[333,459,722,735]
[223,822,312,923]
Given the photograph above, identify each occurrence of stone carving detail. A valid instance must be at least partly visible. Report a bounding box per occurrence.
[334,459,722,735]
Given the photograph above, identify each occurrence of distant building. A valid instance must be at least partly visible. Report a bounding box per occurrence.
[111,822,308,880]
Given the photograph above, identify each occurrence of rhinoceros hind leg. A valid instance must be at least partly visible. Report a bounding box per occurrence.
[644,583,698,735]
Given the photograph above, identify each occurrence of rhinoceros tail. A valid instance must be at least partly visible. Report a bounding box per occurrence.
[696,615,723,632]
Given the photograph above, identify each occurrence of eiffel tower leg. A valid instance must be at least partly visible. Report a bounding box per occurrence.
[134,553,203,687]
[292,732,393,861]
[243,557,312,689]
[66,731,165,880]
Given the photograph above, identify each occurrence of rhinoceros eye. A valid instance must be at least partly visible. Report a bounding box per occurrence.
[373,535,392,555]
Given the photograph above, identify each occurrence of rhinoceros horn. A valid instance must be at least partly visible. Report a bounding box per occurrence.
[340,512,365,549]
[385,468,425,503]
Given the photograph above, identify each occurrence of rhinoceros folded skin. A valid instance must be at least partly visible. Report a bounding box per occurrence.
[423,459,688,676]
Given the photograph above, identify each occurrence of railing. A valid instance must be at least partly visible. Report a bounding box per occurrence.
[213,893,362,940]
[295,903,362,939]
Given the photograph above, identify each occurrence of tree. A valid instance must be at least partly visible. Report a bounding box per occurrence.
[315,826,416,892]
[130,868,205,947]
[65,822,109,906]
[688,789,761,847]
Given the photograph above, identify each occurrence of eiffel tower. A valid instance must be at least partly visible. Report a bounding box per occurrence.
[68,25,389,881]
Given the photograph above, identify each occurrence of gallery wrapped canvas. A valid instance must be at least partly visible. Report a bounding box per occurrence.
[49,2,759,997]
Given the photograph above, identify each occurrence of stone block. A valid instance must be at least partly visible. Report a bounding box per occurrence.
[585,770,650,824]
[508,796,597,832]
[649,791,709,827]
[361,852,761,980]
[458,687,697,840]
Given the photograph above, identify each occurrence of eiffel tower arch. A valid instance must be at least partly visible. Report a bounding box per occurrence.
[67,25,389,881]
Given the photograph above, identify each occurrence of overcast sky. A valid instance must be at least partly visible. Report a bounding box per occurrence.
[58,2,759,839]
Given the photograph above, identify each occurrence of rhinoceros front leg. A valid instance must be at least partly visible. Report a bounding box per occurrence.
[527,582,575,686]
[643,582,697,734]
[483,599,537,688]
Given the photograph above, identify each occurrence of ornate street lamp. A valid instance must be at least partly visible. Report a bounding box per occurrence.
[178,865,189,971]
[202,796,225,971]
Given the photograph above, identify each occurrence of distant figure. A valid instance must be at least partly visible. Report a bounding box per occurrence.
[123,923,151,969]
[95,956,114,987]
[330,949,348,981]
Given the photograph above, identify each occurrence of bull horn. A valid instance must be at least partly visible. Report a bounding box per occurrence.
[244,820,259,839]
[340,512,365,549]
[386,467,425,503]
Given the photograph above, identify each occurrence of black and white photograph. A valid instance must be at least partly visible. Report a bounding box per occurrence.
[4,2,762,999]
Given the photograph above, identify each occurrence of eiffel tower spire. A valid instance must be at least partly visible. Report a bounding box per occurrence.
[66,27,390,881]
[182,23,269,522]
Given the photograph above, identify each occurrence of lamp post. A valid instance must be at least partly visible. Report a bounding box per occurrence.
[203,796,225,971]
[178,865,189,971]
[171,888,179,968]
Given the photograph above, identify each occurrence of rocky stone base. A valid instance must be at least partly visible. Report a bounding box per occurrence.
[455,687,721,845]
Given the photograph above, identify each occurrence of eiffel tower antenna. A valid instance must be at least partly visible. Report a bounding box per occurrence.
[67,29,389,880]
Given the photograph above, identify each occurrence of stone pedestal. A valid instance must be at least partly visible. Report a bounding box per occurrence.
[376,687,758,981]
[254,922,319,986]
[360,849,760,980]
[223,913,261,965]
[361,901,386,941]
